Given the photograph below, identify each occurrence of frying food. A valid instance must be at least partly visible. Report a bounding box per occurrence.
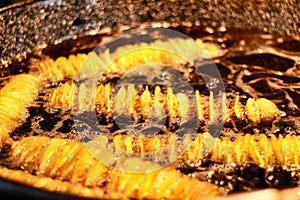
[48,81,281,123]
[0,31,299,199]
[2,136,220,199]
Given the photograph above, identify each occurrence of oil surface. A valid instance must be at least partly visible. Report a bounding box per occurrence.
[2,26,300,194]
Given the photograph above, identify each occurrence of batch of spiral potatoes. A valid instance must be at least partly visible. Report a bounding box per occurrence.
[0,34,299,200]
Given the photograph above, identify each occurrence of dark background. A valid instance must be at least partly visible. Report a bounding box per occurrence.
[0,0,23,8]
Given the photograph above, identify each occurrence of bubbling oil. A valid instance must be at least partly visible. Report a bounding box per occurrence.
[2,26,300,194]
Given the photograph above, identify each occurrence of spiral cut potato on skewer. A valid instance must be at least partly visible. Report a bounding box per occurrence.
[32,38,211,84]
[90,38,209,75]
[107,132,300,169]
[8,130,300,177]
[103,39,191,74]
[49,82,281,124]
[4,136,221,200]
[0,74,40,138]
[108,38,223,72]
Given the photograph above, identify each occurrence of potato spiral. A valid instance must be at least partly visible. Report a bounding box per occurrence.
[49,82,281,125]
[109,133,300,169]
[5,136,221,200]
